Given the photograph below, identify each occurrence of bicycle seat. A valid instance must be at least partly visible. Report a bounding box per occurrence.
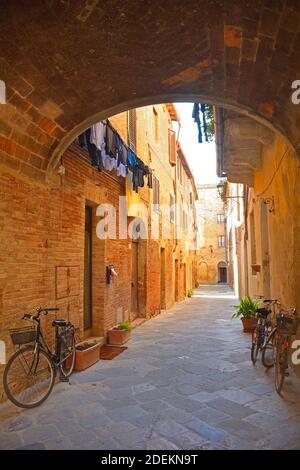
[52,319,67,327]
[256,308,271,318]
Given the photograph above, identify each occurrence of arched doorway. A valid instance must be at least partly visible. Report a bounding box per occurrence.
[218,261,227,284]
[199,262,208,283]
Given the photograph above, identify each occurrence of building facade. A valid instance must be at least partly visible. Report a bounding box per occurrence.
[196,184,227,284]
[0,103,198,401]
[216,107,300,377]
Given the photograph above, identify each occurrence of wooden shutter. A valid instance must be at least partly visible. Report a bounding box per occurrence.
[128,109,137,151]
[153,176,160,206]
[168,129,176,166]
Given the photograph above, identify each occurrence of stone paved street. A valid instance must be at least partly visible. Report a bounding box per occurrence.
[1,285,300,450]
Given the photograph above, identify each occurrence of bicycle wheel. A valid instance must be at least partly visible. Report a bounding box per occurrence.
[3,345,56,408]
[275,336,288,394]
[251,329,260,365]
[262,330,276,368]
[60,333,76,378]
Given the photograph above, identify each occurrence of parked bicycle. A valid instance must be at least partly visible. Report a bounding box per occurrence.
[274,308,299,394]
[251,305,271,365]
[3,307,76,408]
[251,299,279,366]
[259,299,281,368]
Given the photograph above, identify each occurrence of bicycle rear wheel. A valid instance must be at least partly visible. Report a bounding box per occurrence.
[275,336,288,394]
[60,334,76,378]
[3,345,56,408]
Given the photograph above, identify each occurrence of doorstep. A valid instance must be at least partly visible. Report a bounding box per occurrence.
[131,318,147,329]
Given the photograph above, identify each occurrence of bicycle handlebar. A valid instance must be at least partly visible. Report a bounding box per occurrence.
[23,307,59,321]
[37,307,59,313]
[278,307,297,316]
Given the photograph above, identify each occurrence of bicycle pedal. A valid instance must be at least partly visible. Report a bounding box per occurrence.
[59,376,69,383]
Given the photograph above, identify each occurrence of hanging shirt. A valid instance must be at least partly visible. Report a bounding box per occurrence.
[103,154,116,171]
[85,128,103,171]
[127,148,137,169]
[90,121,106,151]
[106,125,115,157]
[117,163,126,178]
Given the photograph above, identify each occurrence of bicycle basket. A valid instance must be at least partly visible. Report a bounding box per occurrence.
[9,326,36,345]
[276,315,300,335]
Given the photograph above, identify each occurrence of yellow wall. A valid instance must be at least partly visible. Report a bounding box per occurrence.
[197,184,226,284]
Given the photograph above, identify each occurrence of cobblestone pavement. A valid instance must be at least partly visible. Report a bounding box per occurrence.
[1,285,300,450]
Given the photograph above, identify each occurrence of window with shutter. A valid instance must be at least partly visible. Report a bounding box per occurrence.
[170,194,175,223]
[218,235,225,247]
[153,176,160,210]
[128,109,137,151]
[168,129,176,166]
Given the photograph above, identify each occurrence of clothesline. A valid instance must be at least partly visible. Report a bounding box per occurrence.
[77,120,153,192]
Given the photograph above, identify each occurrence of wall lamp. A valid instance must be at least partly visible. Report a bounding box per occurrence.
[262,196,275,213]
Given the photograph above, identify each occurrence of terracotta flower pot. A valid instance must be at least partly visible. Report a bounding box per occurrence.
[107,328,131,345]
[241,317,257,333]
[74,341,101,371]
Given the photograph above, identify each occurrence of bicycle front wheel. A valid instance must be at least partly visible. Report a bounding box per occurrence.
[3,345,56,408]
[262,330,276,368]
[251,330,259,365]
[275,337,288,394]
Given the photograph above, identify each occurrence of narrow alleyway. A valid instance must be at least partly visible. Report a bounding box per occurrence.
[1,286,300,450]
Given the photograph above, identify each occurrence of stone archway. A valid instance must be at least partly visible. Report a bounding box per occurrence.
[1,0,300,182]
[218,261,228,284]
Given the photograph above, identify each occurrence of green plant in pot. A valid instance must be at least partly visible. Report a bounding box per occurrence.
[107,321,132,345]
[232,296,258,333]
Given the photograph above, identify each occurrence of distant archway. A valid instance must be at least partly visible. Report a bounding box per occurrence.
[218,261,227,284]
[199,261,209,283]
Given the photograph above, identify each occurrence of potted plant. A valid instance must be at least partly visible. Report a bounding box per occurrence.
[232,296,258,333]
[107,322,132,345]
[74,340,101,371]
[187,289,194,298]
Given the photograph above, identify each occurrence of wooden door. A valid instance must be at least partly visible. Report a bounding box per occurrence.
[131,241,139,315]
[160,248,166,309]
[175,259,179,301]
[84,207,92,330]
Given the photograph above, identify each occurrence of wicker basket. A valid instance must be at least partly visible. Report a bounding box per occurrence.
[9,326,36,345]
[276,315,300,335]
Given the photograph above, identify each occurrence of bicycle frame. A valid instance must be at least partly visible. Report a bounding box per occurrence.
[32,318,71,368]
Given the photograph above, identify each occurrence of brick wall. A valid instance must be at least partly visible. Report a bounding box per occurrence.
[0,104,198,401]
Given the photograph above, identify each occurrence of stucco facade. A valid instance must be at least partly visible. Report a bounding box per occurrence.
[220,127,300,377]
[196,184,227,284]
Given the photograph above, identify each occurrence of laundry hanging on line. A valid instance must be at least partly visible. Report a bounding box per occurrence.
[77,119,153,193]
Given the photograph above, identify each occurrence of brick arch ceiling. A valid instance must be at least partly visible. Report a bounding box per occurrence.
[1,0,300,180]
